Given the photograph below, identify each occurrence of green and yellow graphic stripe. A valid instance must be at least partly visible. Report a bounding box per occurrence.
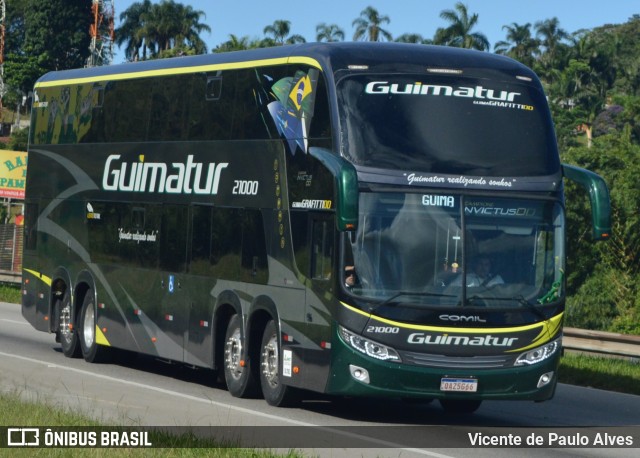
[340,301,563,353]
[35,57,322,88]
[23,268,52,286]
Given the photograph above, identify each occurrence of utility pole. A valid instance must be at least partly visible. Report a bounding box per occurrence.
[87,0,115,67]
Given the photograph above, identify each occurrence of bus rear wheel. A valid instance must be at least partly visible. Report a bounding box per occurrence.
[78,289,109,363]
[439,399,482,414]
[223,314,258,398]
[260,319,300,407]
[55,291,80,358]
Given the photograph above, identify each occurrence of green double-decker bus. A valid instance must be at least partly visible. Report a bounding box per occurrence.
[22,43,610,412]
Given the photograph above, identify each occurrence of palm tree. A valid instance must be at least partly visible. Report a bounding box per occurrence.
[435,2,489,51]
[143,0,210,55]
[494,22,539,67]
[395,34,432,45]
[352,6,392,42]
[173,3,211,54]
[534,17,569,75]
[263,20,306,46]
[535,17,569,56]
[214,34,253,53]
[116,0,210,60]
[316,23,345,42]
[115,0,153,61]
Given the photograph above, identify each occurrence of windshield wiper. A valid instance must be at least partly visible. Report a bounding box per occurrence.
[513,295,547,320]
[370,291,456,313]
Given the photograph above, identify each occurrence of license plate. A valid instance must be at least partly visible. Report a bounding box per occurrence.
[440,377,478,392]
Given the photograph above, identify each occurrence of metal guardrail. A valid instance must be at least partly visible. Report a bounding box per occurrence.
[563,327,640,359]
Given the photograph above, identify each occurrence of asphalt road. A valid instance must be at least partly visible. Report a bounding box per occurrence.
[1,301,638,457]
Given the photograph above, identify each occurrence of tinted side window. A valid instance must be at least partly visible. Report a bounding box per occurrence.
[190,206,268,283]
[100,78,152,142]
[148,75,193,141]
[290,210,310,276]
[188,72,234,141]
[311,216,334,280]
[88,202,160,269]
[159,205,188,272]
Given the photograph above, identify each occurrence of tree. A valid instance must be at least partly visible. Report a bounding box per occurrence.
[352,6,392,42]
[435,2,489,50]
[563,131,640,333]
[395,34,432,45]
[316,23,344,42]
[1,0,91,102]
[115,0,153,61]
[263,20,305,46]
[534,17,570,78]
[494,22,539,67]
[24,0,92,71]
[214,34,254,53]
[115,0,210,61]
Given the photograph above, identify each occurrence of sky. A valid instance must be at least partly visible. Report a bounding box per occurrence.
[110,0,639,64]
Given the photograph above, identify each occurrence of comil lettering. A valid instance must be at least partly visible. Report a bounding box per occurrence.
[365,81,521,102]
[102,154,228,195]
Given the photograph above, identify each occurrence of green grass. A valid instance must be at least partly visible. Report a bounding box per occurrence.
[0,391,302,456]
[0,283,21,304]
[558,352,640,396]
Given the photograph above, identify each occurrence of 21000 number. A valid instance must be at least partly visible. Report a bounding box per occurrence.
[232,180,259,195]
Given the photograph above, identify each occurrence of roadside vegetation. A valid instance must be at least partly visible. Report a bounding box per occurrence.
[0,284,21,304]
[559,353,640,396]
[0,390,302,456]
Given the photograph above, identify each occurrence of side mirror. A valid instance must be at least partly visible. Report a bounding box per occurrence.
[309,147,358,231]
[562,163,611,241]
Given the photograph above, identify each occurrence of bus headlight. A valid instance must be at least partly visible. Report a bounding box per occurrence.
[515,339,560,366]
[338,326,401,362]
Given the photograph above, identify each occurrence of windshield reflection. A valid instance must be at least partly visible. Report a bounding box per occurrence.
[343,192,564,308]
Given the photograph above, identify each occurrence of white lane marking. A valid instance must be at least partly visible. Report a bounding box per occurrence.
[0,319,30,325]
[0,350,455,457]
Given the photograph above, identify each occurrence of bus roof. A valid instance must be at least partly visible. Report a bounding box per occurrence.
[35,42,539,88]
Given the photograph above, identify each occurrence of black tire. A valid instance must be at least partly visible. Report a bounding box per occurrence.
[223,314,258,398]
[439,399,482,414]
[55,291,80,358]
[78,289,110,363]
[259,319,300,407]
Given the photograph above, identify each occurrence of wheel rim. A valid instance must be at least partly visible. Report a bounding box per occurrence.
[83,303,95,348]
[59,300,73,343]
[224,327,244,381]
[261,332,279,389]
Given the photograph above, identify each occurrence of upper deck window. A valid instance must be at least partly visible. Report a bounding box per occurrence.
[337,74,560,177]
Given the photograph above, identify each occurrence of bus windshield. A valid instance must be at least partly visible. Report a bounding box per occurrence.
[343,192,565,308]
[337,73,560,177]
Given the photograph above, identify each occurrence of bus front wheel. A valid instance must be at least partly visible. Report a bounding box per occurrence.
[55,291,80,358]
[260,319,300,407]
[223,314,258,398]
